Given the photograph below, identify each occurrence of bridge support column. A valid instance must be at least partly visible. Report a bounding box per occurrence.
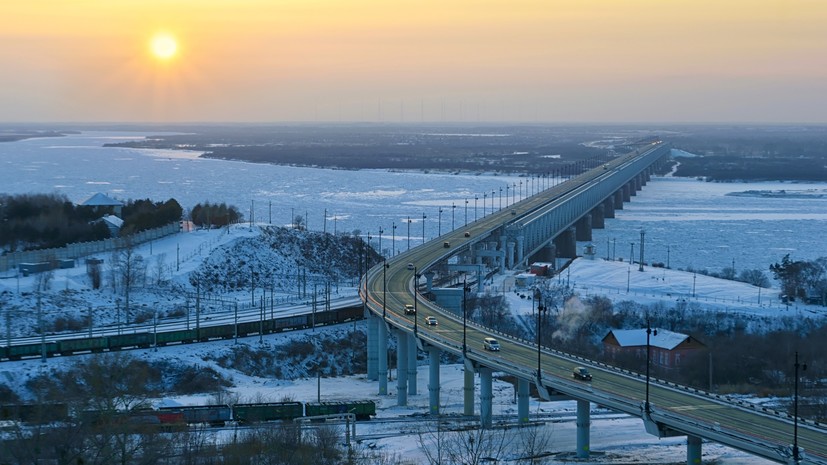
[428,346,440,415]
[614,191,624,209]
[499,236,508,273]
[575,214,592,241]
[424,271,435,292]
[479,366,493,429]
[407,334,418,395]
[516,235,525,267]
[591,204,605,229]
[603,198,615,218]
[396,331,408,406]
[687,435,702,465]
[377,321,388,395]
[554,227,577,259]
[464,365,475,416]
[622,184,631,202]
[576,399,590,459]
[517,378,530,424]
[506,242,515,269]
[367,315,378,381]
[539,244,556,264]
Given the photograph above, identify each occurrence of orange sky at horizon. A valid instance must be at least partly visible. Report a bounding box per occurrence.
[1,0,826,123]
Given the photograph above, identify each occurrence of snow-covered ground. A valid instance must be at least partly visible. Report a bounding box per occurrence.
[2,131,825,463]
[2,221,816,464]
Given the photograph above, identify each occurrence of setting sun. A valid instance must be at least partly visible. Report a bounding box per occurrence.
[150,33,178,60]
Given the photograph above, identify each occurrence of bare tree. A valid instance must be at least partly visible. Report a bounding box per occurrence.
[110,239,146,323]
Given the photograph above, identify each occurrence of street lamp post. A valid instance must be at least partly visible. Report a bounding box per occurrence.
[630,243,635,265]
[506,185,510,206]
[382,260,389,319]
[378,227,384,258]
[491,190,495,213]
[451,203,456,231]
[474,196,478,222]
[407,263,419,335]
[483,193,487,217]
[793,351,807,463]
[464,199,469,226]
[407,216,411,251]
[392,222,397,256]
[462,278,470,355]
[421,212,427,245]
[438,207,443,236]
[499,187,503,210]
[536,290,545,379]
[645,319,657,414]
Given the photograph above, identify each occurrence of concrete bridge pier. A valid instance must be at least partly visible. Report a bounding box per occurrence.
[464,364,475,416]
[614,191,624,209]
[506,241,515,269]
[603,198,615,218]
[428,346,440,415]
[591,204,605,229]
[407,335,418,395]
[622,184,631,202]
[367,314,378,380]
[687,435,702,464]
[516,235,525,267]
[575,214,592,241]
[554,227,577,258]
[377,321,388,395]
[479,367,493,428]
[396,330,409,406]
[517,378,530,424]
[576,399,591,458]
[539,244,556,264]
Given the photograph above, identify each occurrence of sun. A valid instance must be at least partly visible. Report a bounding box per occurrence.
[150,33,178,61]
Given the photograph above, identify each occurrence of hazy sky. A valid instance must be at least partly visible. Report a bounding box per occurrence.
[2,0,826,123]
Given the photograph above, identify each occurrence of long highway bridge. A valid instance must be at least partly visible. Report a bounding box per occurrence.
[362,141,826,465]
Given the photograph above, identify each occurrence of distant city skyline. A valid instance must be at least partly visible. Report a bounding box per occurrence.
[2,1,826,123]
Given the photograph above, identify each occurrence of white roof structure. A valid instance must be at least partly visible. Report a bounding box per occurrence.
[101,215,124,228]
[608,328,690,350]
[81,192,123,207]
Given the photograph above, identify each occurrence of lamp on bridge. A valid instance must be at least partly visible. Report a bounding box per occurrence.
[645,319,657,414]
[462,278,471,355]
[421,212,427,245]
[382,260,389,319]
[407,263,419,335]
[438,207,443,236]
[793,351,807,463]
[535,289,545,380]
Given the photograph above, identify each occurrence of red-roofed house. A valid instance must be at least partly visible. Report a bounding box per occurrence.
[602,328,706,370]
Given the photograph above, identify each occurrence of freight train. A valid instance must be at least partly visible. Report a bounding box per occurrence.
[0,306,364,361]
[2,400,376,426]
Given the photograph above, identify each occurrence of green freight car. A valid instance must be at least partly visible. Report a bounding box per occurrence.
[234,402,304,423]
[305,400,375,420]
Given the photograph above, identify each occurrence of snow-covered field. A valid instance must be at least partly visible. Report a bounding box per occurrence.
[2,131,825,463]
[2,221,819,464]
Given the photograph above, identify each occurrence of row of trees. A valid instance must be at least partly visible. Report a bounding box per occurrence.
[120,198,183,235]
[0,193,110,251]
[190,202,242,228]
[0,194,183,252]
[770,254,827,304]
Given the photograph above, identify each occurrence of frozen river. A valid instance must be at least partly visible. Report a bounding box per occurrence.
[1,131,825,273]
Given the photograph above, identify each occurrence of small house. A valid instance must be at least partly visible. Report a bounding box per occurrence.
[602,328,706,370]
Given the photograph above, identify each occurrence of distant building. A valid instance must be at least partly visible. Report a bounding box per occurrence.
[101,214,124,237]
[81,192,124,217]
[602,328,706,370]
